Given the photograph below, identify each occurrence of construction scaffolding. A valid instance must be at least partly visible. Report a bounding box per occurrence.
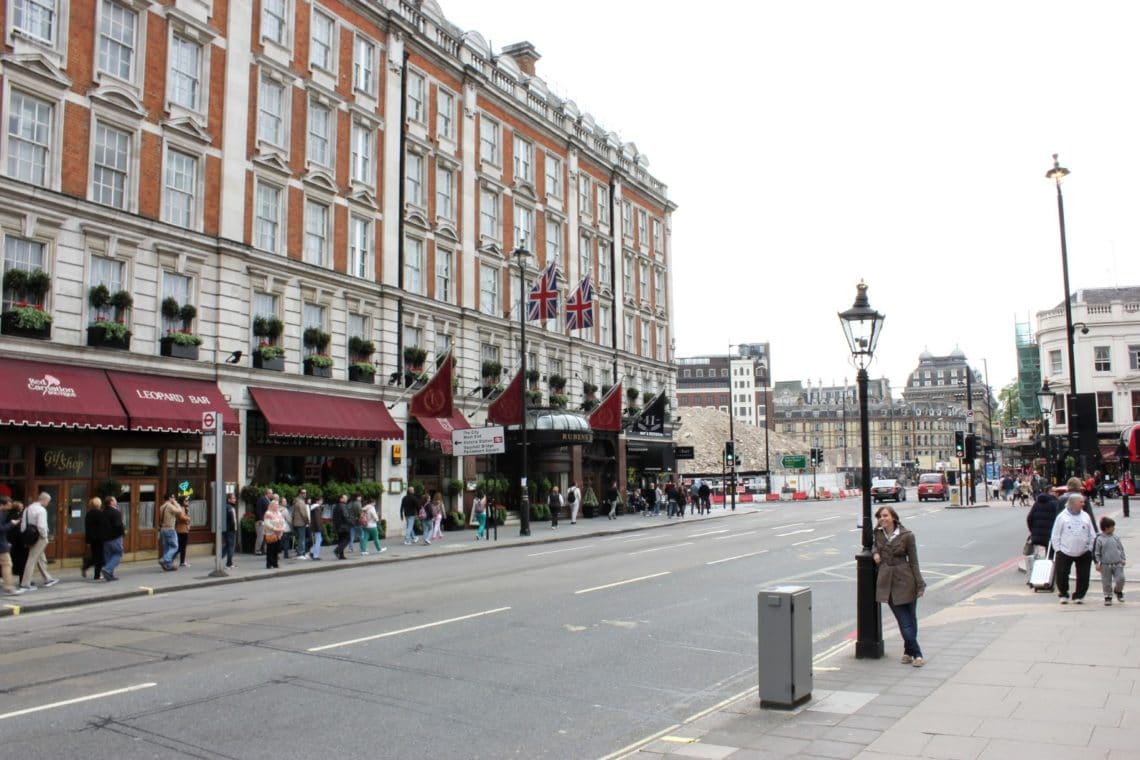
[1016,318,1042,421]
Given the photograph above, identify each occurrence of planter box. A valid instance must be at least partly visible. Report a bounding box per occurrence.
[304,359,333,378]
[348,366,375,384]
[160,337,199,360]
[253,351,285,371]
[87,325,131,350]
[1,310,51,340]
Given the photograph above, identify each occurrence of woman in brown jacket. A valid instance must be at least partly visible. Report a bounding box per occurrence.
[872,505,926,667]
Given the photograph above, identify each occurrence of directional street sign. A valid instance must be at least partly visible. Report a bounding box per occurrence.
[781,455,806,469]
[452,425,506,456]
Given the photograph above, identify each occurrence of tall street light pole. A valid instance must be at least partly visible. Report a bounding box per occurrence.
[727,344,737,511]
[1046,155,1079,462]
[839,281,886,660]
[514,243,532,536]
[1037,380,1055,486]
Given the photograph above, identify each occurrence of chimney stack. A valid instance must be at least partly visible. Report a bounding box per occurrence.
[501,41,541,77]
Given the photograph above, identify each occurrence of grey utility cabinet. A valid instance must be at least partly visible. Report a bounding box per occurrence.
[757,585,812,708]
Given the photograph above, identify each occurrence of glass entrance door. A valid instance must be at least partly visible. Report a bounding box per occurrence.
[31,481,89,561]
[121,481,158,555]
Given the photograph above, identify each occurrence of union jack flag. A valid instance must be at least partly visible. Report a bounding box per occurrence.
[565,275,594,331]
[527,261,559,321]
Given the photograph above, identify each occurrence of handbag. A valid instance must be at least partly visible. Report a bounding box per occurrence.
[1022,535,1034,556]
[264,532,280,544]
[417,506,427,520]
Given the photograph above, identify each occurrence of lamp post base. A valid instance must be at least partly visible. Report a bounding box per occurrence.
[855,549,884,659]
[519,495,531,536]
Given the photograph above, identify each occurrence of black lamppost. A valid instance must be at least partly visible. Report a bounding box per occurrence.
[839,281,886,660]
[514,243,532,536]
[1046,155,1079,462]
[1037,379,1055,485]
[727,344,738,510]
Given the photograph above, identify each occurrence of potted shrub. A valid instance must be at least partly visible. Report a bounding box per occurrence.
[253,315,284,370]
[403,345,427,371]
[87,316,131,350]
[550,393,569,409]
[304,353,334,378]
[549,374,567,392]
[582,485,599,518]
[348,336,376,383]
[89,284,112,312]
[481,360,502,382]
[447,478,465,511]
[625,386,641,415]
[162,297,182,323]
[24,269,51,302]
[161,329,204,360]
[1,301,52,339]
[642,390,656,405]
[525,388,543,407]
[111,290,133,321]
[525,368,540,388]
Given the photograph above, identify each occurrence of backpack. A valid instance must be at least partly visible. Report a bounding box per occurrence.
[567,488,576,504]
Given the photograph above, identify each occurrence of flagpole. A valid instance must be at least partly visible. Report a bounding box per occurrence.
[387,348,452,409]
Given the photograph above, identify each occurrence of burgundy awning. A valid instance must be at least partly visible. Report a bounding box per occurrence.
[249,387,403,440]
[0,359,128,430]
[107,371,239,434]
[414,409,471,454]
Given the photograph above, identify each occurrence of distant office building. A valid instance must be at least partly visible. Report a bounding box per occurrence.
[676,343,771,430]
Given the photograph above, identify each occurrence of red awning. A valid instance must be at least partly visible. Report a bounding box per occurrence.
[1,359,128,430]
[1099,444,1119,463]
[414,409,471,454]
[249,387,403,440]
[107,371,239,434]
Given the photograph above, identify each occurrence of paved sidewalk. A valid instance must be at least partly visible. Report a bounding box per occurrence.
[1,505,756,617]
[615,517,1140,760]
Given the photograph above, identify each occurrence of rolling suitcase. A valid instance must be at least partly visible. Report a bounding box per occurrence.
[1028,543,1055,592]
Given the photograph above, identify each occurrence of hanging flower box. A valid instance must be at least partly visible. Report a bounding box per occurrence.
[349,361,376,384]
[1,303,52,340]
[253,345,285,371]
[87,319,131,350]
[304,355,334,378]
[160,332,202,360]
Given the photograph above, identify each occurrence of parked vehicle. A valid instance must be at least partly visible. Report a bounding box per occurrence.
[916,472,948,502]
[871,478,906,503]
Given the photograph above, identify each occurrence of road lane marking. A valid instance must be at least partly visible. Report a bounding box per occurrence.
[629,541,694,556]
[527,544,596,557]
[0,682,156,721]
[772,522,804,530]
[619,535,657,544]
[575,572,670,595]
[713,530,757,540]
[706,549,769,565]
[777,529,814,537]
[307,607,511,652]
[792,534,835,546]
[687,529,729,538]
[814,515,844,522]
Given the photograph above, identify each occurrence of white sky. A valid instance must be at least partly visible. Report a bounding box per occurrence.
[445,1,1140,393]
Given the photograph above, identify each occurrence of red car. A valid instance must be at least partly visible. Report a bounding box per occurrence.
[916,473,947,502]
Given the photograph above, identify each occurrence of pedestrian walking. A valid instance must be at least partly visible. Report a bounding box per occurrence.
[332,495,353,559]
[254,487,272,555]
[548,485,562,529]
[566,481,581,524]
[473,490,488,540]
[699,481,711,515]
[81,496,105,580]
[1050,493,1097,604]
[221,493,238,568]
[359,499,384,554]
[291,489,310,560]
[872,505,926,667]
[1094,516,1126,605]
[20,492,59,590]
[309,500,324,560]
[607,481,620,520]
[262,499,286,569]
[101,497,124,581]
[1026,492,1061,558]
[430,492,445,541]
[176,496,192,567]
[1,495,23,595]
[400,486,419,545]
[347,493,363,552]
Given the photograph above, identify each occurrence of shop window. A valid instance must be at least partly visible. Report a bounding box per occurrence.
[165,447,206,525]
[0,444,27,483]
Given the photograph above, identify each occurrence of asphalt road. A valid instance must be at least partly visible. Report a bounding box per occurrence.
[0,498,1027,759]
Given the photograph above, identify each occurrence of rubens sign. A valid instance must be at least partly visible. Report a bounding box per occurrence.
[27,373,77,398]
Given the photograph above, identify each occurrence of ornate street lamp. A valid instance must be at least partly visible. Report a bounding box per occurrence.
[1037,379,1056,485]
[513,243,532,536]
[1046,155,1080,465]
[838,280,886,659]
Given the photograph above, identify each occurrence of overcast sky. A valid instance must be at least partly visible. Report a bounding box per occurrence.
[445,1,1139,394]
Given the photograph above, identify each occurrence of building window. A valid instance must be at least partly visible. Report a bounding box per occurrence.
[348,312,367,360]
[599,250,610,287]
[1049,349,1062,375]
[163,148,197,228]
[479,117,500,164]
[168,35,202,111]
[436,89,455,140]
[652,218,662,250]
[480,189,500,240]
[622,255,632,292]
[656,325,665,359]
[309,10,335,71]
[262,0,288,45]
[640,319,650,355]
[1097,391,1114,423]
[88,255,123,321]
[436,166,454,220]
[307,100,333,167]
[303,199,329,266]
[638,261,648,301]
[514,137,533,183]
[578,174,591,217]
[258,76,286,147]
[98,0,136,80]
[596,185,609,224]
[253,181,281,253]
[1129,344,1140,371]
[638,209,648,245]
[480,264,498,316]
[599,305,610,345]
[546,218,561,261]
[513,203,533,248]
[348,216,370,279]
[91,122,130,209]
[1094,346,1111,372]
[406,71,425,123]
[481,342,499,365]
[653,268,663,306]
[624,314,634,352]
[545,154,561,198]
[6,91,52,186]
[13,0,57,43]
[436,248,452,302]
[406,151,424,207]
[353,36,375,94]
[161,271,191,333]
[1132,390,1140,421]
[622,200,632,239]
[2,236,46,310]
[252,292,278,348]
[302,302,325,358]
[578,233,591,278]
[404,237,424,295]
[1053,394,1066,426]
[350,122,373,185]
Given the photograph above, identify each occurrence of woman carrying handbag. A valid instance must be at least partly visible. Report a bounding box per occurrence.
[872,505,927,668]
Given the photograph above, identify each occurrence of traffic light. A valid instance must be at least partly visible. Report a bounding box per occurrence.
[809,447,821,467]
[954,431,965,458]
[964,434,977,460]
[816,447,824,466]
[725,440,735,465]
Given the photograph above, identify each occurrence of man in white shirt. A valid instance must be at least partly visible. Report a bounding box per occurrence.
[566,482,581,524]
[1050,493,1097,604]
[20,492,59,590]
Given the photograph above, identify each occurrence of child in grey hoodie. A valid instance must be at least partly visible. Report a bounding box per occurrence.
[1094,516,1126,605]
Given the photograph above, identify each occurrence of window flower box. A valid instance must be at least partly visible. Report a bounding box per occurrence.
[1,304,52,340]
[87,319,131,350]
[304,355,333,378]
[254,345,285,371]
[349,362,376,384]
[160,331,202,360]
